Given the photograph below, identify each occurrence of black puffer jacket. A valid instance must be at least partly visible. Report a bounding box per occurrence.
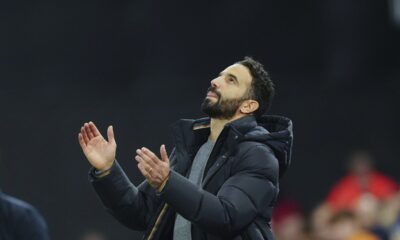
[91,115,293,239]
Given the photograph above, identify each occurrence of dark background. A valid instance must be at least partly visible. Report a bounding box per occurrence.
[0,0,399,239]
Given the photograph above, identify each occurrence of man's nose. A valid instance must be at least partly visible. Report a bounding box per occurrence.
[210,77,220,88]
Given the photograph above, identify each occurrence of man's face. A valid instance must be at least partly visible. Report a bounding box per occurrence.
[201,63,253,120]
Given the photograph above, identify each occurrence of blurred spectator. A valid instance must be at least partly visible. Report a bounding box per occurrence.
[328,210,378,240]
[354,193,379,228]
[354,193,389,239]
[0,191,50,240]
[278,151,399,240]
[272,198,309,240]
[310,203,333,240]
[379,190,400,240]
[310,205,380,240]
[326,150,398,211]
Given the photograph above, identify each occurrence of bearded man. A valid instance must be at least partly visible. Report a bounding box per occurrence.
[78,57,293,240]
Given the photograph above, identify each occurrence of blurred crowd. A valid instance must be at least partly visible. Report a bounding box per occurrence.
[272,150,399,240]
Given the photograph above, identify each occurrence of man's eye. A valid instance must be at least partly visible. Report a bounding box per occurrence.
[228,77,234,82]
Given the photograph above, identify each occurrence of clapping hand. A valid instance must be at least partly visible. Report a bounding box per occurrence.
[78,122,117,172]
[135,145,170,190]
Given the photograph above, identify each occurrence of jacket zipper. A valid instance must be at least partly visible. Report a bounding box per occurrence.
[146,203,169,240]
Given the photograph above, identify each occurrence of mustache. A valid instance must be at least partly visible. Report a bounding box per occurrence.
[207,86,221,98]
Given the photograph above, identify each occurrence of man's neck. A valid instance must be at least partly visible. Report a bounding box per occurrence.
[209,115,244,142]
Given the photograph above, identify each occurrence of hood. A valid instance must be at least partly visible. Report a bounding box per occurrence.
[172,115,293,178]
[239,115,293,178]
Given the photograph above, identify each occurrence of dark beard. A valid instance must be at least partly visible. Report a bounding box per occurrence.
[201,87,247,120]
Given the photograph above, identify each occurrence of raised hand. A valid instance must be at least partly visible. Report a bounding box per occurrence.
[78,122,117,171]
[135,145,170,190]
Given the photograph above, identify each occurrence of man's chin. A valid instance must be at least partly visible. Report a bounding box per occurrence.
[202,98,217,107]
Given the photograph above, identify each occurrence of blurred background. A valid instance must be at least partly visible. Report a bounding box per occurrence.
[0,0,399,239]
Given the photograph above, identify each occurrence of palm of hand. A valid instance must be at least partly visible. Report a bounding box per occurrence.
[86,136,115,169]
[79,122,117,171]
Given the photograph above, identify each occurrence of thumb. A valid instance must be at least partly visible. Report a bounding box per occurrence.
[160,144,169,163]
[107,125,116,145]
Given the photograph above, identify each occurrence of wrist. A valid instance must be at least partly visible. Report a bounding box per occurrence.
[157,172,170,192]
[94,161,114,178]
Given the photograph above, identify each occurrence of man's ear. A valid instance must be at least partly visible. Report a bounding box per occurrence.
[240,100,259,114]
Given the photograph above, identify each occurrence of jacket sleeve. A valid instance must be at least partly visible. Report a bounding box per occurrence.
[158,144,279,238]
[90,161,159,230]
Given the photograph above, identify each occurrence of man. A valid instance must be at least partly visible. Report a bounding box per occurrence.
[0,191,50,239]
[78,57,293,239]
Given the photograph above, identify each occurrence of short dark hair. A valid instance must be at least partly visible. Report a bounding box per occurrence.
[238,56,275,118]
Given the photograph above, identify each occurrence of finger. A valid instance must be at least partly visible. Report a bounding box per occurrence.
[89,121,102,137]
[81,126,90,144]
[137,162,152,179]
[138,158,159,181]
[141,147,160,165]
[84,123,95,139]
[160,144,169,163]
[135,155,143,163]
[107,126,116,145]
[78,133,88,153]
[136,149,157,167]
[136,155,152,170]
[137,162,147,177]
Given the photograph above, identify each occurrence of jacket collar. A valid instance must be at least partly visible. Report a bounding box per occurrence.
[171,115,259,156]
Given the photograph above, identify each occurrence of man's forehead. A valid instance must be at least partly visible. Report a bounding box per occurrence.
[221,64,252,83]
